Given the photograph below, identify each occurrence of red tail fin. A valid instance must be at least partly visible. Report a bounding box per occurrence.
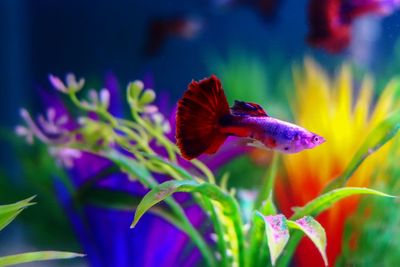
[176,75,230,160]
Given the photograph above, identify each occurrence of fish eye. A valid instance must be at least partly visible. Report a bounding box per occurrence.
[312,136,319,143]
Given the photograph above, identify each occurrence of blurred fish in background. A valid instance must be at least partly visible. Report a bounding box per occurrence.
[214,0,283,21]
[349,15,382,70]
[307,0,400,53]
[144,15,203,56]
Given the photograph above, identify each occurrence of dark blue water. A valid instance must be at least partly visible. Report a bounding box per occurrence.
[1,0,400,175]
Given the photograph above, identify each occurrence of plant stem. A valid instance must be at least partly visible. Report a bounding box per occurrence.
[275,231,302,267]
[204,199,230,267]
[254,153,278,209]
[247,213,264,267]
[165,198,217,267]
[230,199,246,267]
[130,109,176,162]
[191,159,216,184]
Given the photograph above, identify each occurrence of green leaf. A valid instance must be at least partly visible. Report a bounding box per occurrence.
[103,150,156,187]
[131,180,242,228]
[103,152,217,267]
[248,212,268,267]
[76,187,146,210]
[323,110,400,192]
[291,187,395,220]
[131,180,192,229]
[141,153,193,180]
[0,251,84,266]
[255,153,279,210]
[131,180,245,267]
[0,196,35,231]
[287,216,327,266]
[247,179,278,267]
[255,212,289,266]
[277,188,395,267]
[260,192,277,216]
[76,187,181,227]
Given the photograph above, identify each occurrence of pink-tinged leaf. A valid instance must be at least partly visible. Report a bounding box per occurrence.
[287,216,328,266]
[255,212,289,266]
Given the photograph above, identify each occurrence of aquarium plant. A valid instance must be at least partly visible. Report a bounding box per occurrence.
[16,61,400,267]
[0,196,82,266]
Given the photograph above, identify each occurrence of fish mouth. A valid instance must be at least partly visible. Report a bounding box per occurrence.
[319,136,326,145]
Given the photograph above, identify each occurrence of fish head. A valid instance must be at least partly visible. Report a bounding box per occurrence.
[299,131,326,149]
[276,130,325,154]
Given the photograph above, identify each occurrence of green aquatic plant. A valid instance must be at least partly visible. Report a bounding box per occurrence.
[17,73,399,267]
[338,138,400,266]
[0,196,82,266]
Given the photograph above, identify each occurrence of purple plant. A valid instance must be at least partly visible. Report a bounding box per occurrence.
[17,73,246,267]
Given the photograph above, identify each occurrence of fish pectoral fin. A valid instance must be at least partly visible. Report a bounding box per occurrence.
[231,100,269,117]
[246,139,270,150]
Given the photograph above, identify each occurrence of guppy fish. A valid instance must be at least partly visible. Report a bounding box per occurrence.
[176,75,325,160]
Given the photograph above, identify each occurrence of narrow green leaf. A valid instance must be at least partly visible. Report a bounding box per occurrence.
[0,251,84,266]
[247,191,277,267]
[248,211,267,267]
[131,179,245,267]
[76,187,182,228]
[0,196,35,231]
[0,196,35,215]
[255,153,279,209]
[255,212,290,266]
[77,187,148,210]
[0,211,22,233]
[277,188,395,267]
[220,172,230,191]
[103,150,156,187]
[103,151,217,267]
[131,180,196,228]
[140,153,193,180]
[260,193,277,216]
[291,187,395,220]
[202,199,230,267]
[287,217,328,266]
[323,110,400,192]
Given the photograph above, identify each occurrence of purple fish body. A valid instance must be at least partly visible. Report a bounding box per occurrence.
[176,76,325,160]
[221,113,325,153]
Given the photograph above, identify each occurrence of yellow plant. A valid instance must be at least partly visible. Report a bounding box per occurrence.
[276,58,400,266]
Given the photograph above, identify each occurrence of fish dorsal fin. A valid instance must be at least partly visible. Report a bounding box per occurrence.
[231,100,268,117]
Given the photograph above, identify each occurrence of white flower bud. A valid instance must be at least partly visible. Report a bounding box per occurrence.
[143,105,158,114]
[99,88,111,109]
[49,74,68,93]
[162,121,171,133]
[88,89,99,105]
[152,113,164,125]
